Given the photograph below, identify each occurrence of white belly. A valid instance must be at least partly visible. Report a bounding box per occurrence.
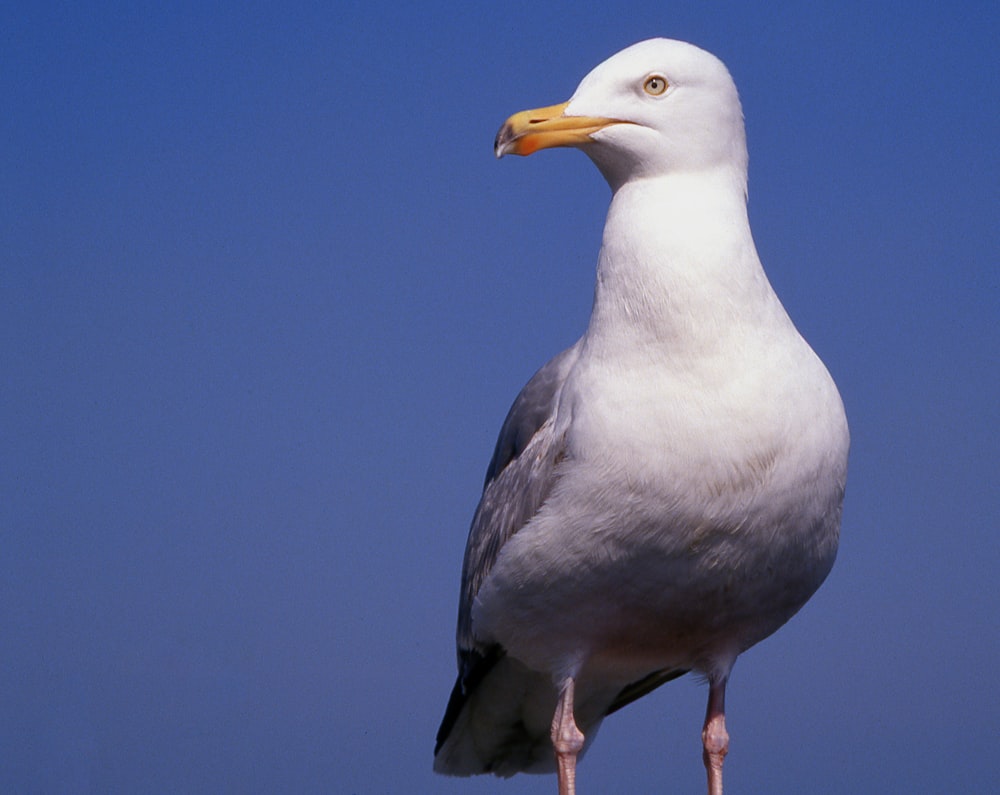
[472,339,848,679]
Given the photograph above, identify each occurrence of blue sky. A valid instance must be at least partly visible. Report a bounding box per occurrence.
[2,1,997,792]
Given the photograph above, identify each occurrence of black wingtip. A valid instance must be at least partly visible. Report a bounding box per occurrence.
[434,646,505,756]
[604,667,689,716]
[434,674,466,755]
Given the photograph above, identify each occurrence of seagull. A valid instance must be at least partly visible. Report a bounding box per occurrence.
[433,38,849,795]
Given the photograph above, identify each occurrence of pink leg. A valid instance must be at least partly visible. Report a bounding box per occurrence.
[702,675,729,795]
[551,677,585,795]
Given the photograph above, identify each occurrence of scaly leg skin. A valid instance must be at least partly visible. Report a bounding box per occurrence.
[551,678,585,795]
[702,675,729,795]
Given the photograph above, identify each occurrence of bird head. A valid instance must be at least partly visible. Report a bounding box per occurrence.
[495,39,748,191]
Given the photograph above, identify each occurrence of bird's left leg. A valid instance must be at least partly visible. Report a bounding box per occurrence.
[702,673,729,795]
[552,677,585,795]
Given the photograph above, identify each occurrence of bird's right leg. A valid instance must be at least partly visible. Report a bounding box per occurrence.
[552,677,585,795]
[701,673,729,795]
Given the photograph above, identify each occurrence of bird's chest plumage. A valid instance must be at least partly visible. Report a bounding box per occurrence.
[474,344,845,674]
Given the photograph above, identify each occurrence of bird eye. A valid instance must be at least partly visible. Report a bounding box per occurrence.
[643,75,668,96]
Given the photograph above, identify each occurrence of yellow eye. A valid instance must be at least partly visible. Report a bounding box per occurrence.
[643,75,668,96]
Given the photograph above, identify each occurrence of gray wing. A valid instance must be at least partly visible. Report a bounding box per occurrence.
[455,342,580,658]
[435,341,691,771]
[435,344,578,761]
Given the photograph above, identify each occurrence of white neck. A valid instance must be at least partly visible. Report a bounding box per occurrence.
[583,168,791,364]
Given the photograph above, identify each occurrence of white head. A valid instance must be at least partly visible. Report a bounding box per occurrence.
[495,39,748,192]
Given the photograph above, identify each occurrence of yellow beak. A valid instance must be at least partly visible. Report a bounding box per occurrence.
[494,101,623,158]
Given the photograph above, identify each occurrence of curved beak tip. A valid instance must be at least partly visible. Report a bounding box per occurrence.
[494,119,521,158]
[491,102,621,160]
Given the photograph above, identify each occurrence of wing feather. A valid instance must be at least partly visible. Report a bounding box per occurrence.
[436,345,579,761]
[435,342,691,772]
[456,344,579,656]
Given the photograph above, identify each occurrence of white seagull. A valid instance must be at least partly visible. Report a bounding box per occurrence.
[434,38,849,795]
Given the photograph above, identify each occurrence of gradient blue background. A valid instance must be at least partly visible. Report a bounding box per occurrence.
[3,2,997,792]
